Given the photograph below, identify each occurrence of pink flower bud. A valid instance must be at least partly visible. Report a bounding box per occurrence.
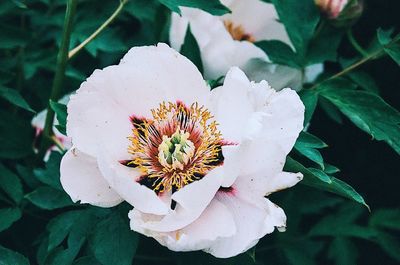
[315,0,349,19]
[315,0,363,27]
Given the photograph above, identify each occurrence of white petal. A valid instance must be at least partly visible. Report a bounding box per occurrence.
[170,7,267,80]
[264,171,303,195]
[235,137,287,178]
[60,148,123,207]
[205,192,286,258]
[202,39,266,80]
[220,145,241,187]
[139,166,224,232]
[209,67,254,143]
[96,150,170,215]
[234,171,303,198]
[129,199,236,252]
[67,44,209,158]
[179,8,233,49]
[260,87,305,153]
[221,0,292,46]
[169,12,189,51]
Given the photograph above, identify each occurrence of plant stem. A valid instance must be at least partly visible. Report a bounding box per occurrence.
[309,33,400,90]
[346,29,368,57]
[68,0,127,59]
[38,0,77,159]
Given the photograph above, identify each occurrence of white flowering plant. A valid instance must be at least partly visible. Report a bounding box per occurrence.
[0,0,399,264]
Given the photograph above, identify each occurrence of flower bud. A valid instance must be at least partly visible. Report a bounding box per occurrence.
[315,0,363,27]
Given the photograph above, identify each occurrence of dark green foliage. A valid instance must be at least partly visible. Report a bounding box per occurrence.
[0,0,399,264]
[180,26,203,73]
[50,101,67,135]
[157,0,230,15]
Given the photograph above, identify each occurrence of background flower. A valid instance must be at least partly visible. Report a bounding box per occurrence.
[170,0,290,80]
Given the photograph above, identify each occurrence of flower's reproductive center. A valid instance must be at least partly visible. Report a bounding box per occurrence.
[122,102,224,194]
[224,20,255,42]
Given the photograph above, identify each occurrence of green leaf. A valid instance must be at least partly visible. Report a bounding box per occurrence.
[0,24,30,49]
[369,209,400,231]
[34,152,63,190]
[306,24,343,65]
[319,80,400,155]
[324,163,340,174]
[347,70,380,94]
[296,132,328,149]
[294,132,327,169]
[375,231,400,262]
[125,0,160,23]
[299,89,318,125]
[47,211,82,251]
[16,164,41,189]
[157,0,230,15]
[255,40,300,68]
[285,157,368,208]
[319,97,344,124]
[328,237,358,265]
[49,100,67,135]
[307,168,331,183]
[44,245,84,265]
[271,0,320,59]
[0,245,30,265]
[0,85,35,112]
[0,110,34,159]
[377,28,400,65]
[0,208,22,232]
[90,213,139,265]
[26,186,73,210]
[84,29,128,57]
[73,256,102,265]
[310,217,376,240]
[180,26,203,73]
[0,163,23,203]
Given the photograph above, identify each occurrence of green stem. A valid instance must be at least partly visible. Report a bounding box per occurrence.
[313,19,327,40]
[68,0,127,59]
[309,33,400,90]
[38,0,77,158]
[346,29,368,57]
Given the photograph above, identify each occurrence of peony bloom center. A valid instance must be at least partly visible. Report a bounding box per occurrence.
[223,20,255,42]
[122,101,225,194]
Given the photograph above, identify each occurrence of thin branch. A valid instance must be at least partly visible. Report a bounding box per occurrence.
[309,33,400,90]
[346,29,368,57]
[38,0,77,159]
[68,0,128,59]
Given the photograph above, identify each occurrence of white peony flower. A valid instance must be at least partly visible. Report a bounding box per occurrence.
[170,0,323,88]
[60,43,304,258]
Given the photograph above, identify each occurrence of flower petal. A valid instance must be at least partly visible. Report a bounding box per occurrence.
[170,7,266,80]
[138,166,224,232]
[96,149,170,215]
[209,67,254,143]
[221,0,291,45]
[67,44,210,158]
[202,39,266,80]
[129,198,236,252]
[60,148,123,207]
[234,171,303,198]
[205,192,286,258]
[259,87,305,153]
